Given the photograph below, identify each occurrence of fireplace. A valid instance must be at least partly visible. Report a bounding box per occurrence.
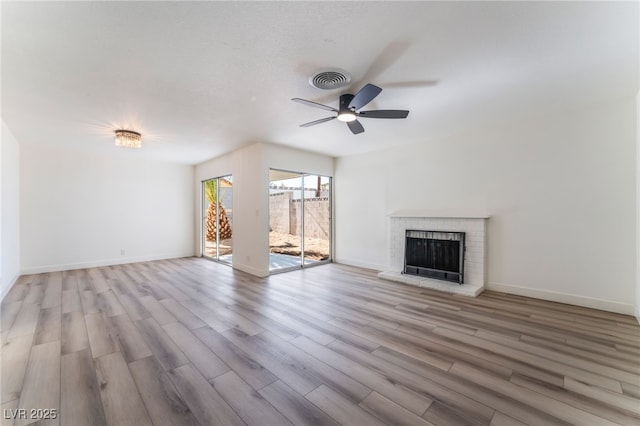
[404,230,465,284]
[378,212,487,296]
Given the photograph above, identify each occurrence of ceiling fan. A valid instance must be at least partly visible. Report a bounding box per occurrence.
[292,84,409,135]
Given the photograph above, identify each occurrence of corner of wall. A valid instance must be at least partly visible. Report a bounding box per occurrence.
[196,142,335,279]
[1,119,21,302]
[232,262,269,278]
[636,90,640,324]
[333,257,386,272]
[0,274,20,302]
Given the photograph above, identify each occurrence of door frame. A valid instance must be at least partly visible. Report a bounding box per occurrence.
[268,168,332,274]
[201,175,233,265]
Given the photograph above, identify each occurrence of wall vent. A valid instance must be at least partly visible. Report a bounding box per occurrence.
[309,68,351,90]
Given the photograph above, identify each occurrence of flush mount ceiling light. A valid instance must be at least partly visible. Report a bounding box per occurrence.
[336,110,357,122]
[114,129,142,149]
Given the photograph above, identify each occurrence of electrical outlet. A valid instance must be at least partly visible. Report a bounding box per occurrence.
[120,249,126,256]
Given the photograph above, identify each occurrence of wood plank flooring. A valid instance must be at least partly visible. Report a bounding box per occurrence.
[1,258,639,425]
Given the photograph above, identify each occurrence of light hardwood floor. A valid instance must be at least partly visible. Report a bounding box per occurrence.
[1,258,639,425]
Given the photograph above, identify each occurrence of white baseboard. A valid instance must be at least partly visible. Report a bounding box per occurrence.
[487,281,635,316]
[20,252,195,275]
[232,263,269,278]
[329,260,637,317]
[0,273,20,303]
[333,256,386,272]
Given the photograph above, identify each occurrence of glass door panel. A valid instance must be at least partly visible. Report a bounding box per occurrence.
[217,175,233,264]
[269,170,302,271]
[202,176,233,264]
[303,175,331,266]
[203,178,216,259]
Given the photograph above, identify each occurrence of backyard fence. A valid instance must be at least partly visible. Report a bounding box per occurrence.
[269,192,330,239]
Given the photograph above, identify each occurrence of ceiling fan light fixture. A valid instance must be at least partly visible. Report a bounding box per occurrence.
[114,129,142,149]
[336,111,357,122]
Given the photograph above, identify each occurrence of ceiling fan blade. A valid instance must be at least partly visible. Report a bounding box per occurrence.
[291,98,338,112]
[379,80,437,89]
[358,110,409,119]
[347,119,365,135]
[348,84,382,110]
[354,41,412,89]
[300,116,336,127]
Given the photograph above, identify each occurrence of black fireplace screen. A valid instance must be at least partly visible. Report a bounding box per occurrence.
[404,230,465,284]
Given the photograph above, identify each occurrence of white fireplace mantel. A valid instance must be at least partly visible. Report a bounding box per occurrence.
[379,214,489,297]
[389,209,490,219]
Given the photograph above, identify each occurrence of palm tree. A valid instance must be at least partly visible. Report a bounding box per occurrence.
[205,179,232,241]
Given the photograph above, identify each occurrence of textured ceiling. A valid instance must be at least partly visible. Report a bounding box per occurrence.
[2,1,638,164]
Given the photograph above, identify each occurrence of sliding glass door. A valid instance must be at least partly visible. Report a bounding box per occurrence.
[202,175,233,264]
[269,169,331,272]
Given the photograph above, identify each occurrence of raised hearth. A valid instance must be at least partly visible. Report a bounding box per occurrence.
[378,210,488,297]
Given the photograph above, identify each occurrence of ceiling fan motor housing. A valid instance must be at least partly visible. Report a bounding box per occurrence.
[339,94,355,112]
[337,94,357,122]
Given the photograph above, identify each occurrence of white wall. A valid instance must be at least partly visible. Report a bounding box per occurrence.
[195,142,333,277]
[20,145,194,273]
[336,97,637,315]
[1,120,21,300]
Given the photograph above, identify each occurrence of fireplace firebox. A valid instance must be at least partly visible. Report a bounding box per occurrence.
[404,230,465,284]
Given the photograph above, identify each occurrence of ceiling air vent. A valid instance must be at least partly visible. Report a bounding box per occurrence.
[309,68,351,90]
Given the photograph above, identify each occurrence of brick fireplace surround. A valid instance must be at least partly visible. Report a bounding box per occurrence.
[378,210,489,297]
